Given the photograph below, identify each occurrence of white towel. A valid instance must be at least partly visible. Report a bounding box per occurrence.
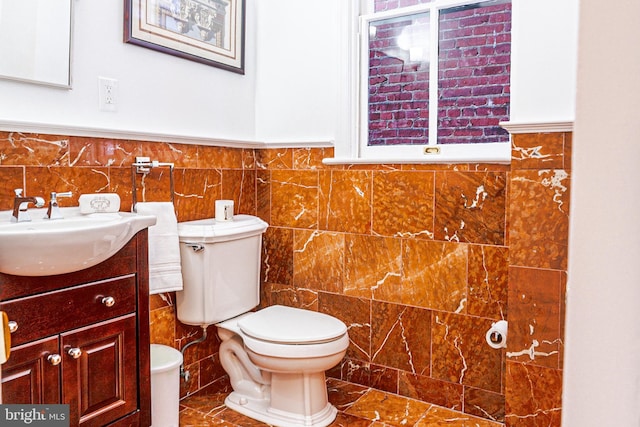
[134,202,184,295]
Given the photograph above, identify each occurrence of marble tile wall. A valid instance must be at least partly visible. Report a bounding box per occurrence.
[0,132,256,398]
[0,130,571,426]
[258,152,511,423]
[505,132,571,426]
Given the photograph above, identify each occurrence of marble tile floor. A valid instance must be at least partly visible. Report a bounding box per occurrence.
[179,378,504,427]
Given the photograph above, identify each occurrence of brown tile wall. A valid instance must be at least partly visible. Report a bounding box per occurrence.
[0,130,571,426]
[505,132,571,427]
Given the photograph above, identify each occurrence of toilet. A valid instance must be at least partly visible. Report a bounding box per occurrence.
[176,215,349,427]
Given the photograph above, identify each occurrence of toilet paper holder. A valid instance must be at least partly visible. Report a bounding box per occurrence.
[485,320,508,349]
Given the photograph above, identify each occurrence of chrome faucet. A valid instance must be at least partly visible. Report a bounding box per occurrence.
[45,191,73,220]
[12,188,45,222]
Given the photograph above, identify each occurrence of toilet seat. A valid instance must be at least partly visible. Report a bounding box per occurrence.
[239,305,347,343]
[242,331,350,358]
[223,305,349,358]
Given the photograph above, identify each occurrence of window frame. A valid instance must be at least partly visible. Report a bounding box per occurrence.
[356,0,511,164]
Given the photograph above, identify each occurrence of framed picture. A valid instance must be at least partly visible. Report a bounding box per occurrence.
[124,0,245,74]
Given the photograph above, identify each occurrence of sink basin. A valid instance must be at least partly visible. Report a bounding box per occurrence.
[0,207,156,276]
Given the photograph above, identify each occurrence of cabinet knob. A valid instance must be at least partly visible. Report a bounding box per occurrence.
[67,347,82,359]
[47,354,62,365]
[101,296,116,307]
[7,321,18,333]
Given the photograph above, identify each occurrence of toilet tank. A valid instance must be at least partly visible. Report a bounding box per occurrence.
[176,215,268,327]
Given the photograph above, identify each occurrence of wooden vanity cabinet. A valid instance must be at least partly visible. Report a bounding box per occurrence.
[0,231,151,427]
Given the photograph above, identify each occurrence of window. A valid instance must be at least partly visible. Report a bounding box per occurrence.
[357,0,511,163]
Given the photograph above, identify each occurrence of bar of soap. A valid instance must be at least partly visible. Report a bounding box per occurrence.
[79,193,121,214]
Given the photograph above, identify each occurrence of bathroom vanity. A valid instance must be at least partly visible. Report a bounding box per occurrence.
[0,231,151,427]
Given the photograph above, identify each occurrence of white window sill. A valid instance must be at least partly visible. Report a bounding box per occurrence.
[322,156,511,165]
[324,142,511,165]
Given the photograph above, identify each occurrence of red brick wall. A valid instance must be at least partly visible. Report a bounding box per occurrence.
[368,14,431,146]
[368,0,511,146]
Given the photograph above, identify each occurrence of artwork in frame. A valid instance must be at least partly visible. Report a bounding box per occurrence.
[124,0,245,74]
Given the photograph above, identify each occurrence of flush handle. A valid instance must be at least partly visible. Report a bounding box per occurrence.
[185,243,204,252]
[67,348,82,359]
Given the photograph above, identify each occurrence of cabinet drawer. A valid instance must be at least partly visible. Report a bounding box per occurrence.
[0,275,137,347]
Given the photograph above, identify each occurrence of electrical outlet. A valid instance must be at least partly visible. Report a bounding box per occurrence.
[98,77,118,112]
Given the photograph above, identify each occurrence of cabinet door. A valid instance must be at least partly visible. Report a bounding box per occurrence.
[1,336,61,404]
[61,314,138,427]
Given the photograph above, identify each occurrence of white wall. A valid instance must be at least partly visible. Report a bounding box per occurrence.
[0,0,258,142]
[0,0,579,147]
[509,0,579,125]
[0,0,341,146]
[254,0,339,145]
[562,0,640,425]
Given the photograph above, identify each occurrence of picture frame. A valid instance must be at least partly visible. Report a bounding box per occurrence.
[124,0,245,74]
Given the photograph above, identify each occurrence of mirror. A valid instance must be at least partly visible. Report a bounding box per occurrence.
[0,0,72,88]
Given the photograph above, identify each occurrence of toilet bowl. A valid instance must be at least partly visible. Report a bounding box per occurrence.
[176,215,349,427]
[216,305,349,427]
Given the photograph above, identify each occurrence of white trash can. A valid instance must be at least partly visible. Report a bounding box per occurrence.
[150,344,183,427]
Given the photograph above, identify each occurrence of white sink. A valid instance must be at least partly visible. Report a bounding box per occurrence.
[0,207,156,276]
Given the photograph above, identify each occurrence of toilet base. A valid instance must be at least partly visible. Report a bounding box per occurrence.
[225,391,338,427]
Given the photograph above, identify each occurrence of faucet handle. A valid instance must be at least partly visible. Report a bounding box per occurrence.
[11,190,44,222]
[46,191,73,220]
[50,191,73,203]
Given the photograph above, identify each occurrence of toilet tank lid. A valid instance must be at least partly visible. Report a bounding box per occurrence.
[177,214,268,243]
[238,305,348,344]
